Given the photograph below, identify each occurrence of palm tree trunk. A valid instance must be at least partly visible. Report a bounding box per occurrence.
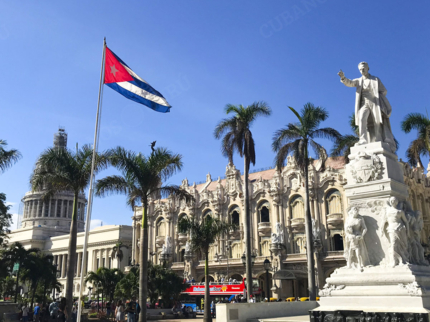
[204,251,211,322]
[304,143,316,300]
[65,193,79,322]
[244,157,253,302]
[42,282,47,307]
[139,201,149,322]
[14,265,21,302]
[30,281,37,308]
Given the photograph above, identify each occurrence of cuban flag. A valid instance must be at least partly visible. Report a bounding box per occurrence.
[104,47,171,113]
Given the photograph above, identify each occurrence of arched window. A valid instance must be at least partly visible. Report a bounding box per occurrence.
[293,235,305,254]
[290,195,305,219]
[156,218,166,236]
[179,249,185,262]
[229,207,240,225]
[231,243,242,259]
[258,202,270,223]
[203,210,213,222]
[230,274,242,282]
[326,190,342,214]
[178,213,187,226]
[332,234,344,251]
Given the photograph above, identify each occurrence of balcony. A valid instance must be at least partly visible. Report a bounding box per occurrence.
[291,218,305,232]
[155,236,165,247]
[178,233,188,245]
[229,228,241,240]
[327,213,344,230]
[258,222,271,237]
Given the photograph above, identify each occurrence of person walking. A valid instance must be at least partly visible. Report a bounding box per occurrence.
[22,304,29,322]
[125,297,137,322]
[33,303,40,322]
[115,300,125,322]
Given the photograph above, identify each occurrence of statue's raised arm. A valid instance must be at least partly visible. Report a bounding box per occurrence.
[337,62,396,152]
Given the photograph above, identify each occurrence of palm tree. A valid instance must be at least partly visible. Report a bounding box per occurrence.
[86,267,123,307]
[401,112,430,167]
[115,266,139,300]
[0,140,21,173]
[31,144,109,322]
[2,242,39,302]
[272,103,340,300]
[214,101,271,301]
[178,216,234,322]
[0,193,12,247]
[330,114,359,163]
[95,147,192,322]
[21,252,54,308]
[111,242,128,269]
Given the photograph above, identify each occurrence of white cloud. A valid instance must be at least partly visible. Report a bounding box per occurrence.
[90,219,105,230]
[5,202,16,207]
[9,213,20,230]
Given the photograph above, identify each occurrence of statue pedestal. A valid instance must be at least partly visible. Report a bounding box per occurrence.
[313,142,430,321]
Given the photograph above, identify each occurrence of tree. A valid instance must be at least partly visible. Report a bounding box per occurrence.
[111,242,128,269]
[86,267,123,307]
[31,144,109,322]
[179,216,234,322]
[272,103,340,300]
[1,276,15,301]
[95,146,192,322]
[115,267,139,300]
[0,193,12,247]
[21,252,54,308]
[330,114,359,163]
[401,112,430,167]
[2,242,39,303]
[0,140,21,173]
[214,101,271,302]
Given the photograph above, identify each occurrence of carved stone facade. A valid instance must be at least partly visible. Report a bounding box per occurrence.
[131,157,430,299]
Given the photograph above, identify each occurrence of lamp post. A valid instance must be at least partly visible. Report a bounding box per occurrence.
[241,250,256,299]
[263,258,271,300]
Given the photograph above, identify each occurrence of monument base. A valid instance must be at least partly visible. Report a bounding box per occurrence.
[313,265,430,321]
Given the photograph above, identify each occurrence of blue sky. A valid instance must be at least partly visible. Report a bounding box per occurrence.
[1,0,429,229]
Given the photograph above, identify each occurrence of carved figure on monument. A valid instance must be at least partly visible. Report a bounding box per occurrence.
[275,222,284,244]
[338,62,396,152]
[379,197,410,267]
[344,207,369,269]
[349,151,383,183]
[185,240,191,254]
[162,236,172,255]
[271,232,278,244]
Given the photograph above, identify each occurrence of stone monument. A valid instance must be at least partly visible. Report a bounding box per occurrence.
[312,64,430,321]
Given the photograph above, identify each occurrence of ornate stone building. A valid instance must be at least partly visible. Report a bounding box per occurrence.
[131,157,430,299]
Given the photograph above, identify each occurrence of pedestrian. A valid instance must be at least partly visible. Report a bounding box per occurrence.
[115,300,125,322]
[72,304,77,322]
[58,298,67,322]
[49,300,58,319]
[125,297,137,322]
[22,304,29,322]
[106,301,111,319]
[33,303,40,322]
[135,300,140,322]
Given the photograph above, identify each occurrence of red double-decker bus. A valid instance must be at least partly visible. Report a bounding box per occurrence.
[181,279,261,313]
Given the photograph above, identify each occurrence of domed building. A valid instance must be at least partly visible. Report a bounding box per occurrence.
[8,129,132,298]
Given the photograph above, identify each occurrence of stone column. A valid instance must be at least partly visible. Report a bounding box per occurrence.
[77,252,81,277]
[41,201,46,218]
[131,219,136,264]
[61,254,66,278]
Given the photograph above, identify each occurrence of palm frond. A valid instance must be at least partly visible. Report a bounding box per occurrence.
[401,113,430,134]
[0,140,22,173]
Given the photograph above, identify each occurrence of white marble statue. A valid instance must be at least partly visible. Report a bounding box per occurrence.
[344,207,369,269]
[338,62,395,152]
[271,232,278,244]
[162,236,172,255]
[185,240,191,253]
[275,222,284,244]
[379,197,410,267]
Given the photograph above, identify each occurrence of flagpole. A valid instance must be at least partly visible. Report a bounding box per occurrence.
[77,37,106,322]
